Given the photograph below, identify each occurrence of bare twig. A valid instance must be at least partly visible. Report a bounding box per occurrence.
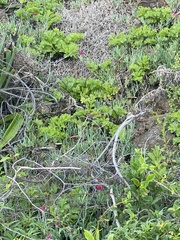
[112,112,145,199]
[110,188,121,227]
[14,166,81,171]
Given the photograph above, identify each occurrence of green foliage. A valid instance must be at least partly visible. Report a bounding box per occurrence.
[109,25,157,47]
[167,84,180,111]
[84,230,95,240]
[0,38,16,96]
[16,0,62,27]
[172,52,180,70]
[0,0,8,4]
[168,199,180,219]
[1,3,180,240]
[165,85,180,146]
[137,6,172,25]
[59,77,125,135]
[108,6,180,83]
[114,218,180,239]
[124,146,175,202]
[34,113,72,143]
[86,59,112,72]
[165,110,180,146]
[38,28,84,58]
[32,75,126,145]
[60,77,118,103]
[109,20,180,49]
[74,106,125,136]
[129,55,151,82]
[84,227,100,240]
[0,35,24,151]
[0,113,24,150]
[18,34,35,47]
[1,1,83,58]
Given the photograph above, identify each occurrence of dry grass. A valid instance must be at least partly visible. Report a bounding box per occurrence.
[51,0,133,78]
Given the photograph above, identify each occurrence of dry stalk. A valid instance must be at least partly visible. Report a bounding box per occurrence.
[112,112,145,200]
[110,188,121,227]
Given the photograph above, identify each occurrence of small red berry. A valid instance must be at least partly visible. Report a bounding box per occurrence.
[96,184,103,191]
[147,50,151,54]
[33,12,37,16]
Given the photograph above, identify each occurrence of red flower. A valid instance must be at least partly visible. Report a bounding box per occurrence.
[96,184,103,191]
[147,50,151,54]
[78,50,83,55]
[55,221,59,226]
[46,233,51,239]
[33,12,37,16]
[40,205,45,211]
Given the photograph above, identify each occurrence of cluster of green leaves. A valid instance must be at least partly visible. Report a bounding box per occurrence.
[83,145,180,239]
[167,84,180,111]
[114,217,180,239]
[86,59,112,72]
[38,28,84,58]
[60,77,118,103]
[172,52,180,70]
[84,229,114,240]
[107,146,180,239]
[34,113,73,143]
[137,6,172,25]
[128,55,151,82]
[164,85,180,147]
[125,147,175,200]
[165,110,180,146]
[9,0,84,58]
[33,77,126,144]
[85,58,117,83]
[16,0,62,27]
[109,6,180,83]
[0,0,8,4]
[109,25,157,47]
[109,7,179,48]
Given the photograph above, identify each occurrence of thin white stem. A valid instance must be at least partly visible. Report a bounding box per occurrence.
[112,112,145,199]
[110,188,121,228]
